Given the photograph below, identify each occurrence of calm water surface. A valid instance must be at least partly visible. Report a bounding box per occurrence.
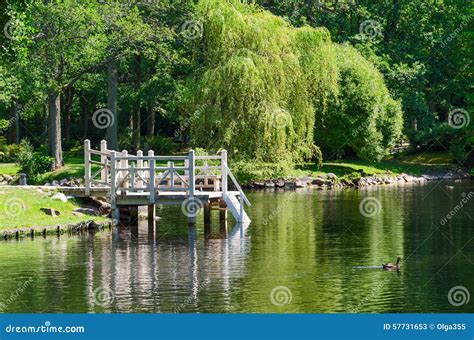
[1,181,473,313]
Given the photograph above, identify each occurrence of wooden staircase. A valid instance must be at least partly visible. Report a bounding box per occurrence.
[224,192,251,224]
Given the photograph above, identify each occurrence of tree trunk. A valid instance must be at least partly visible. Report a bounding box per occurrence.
[107,63,118,150]
[63,86,75,145]
[48,89,63,169]
[80,95,89,140]
[132,54,142,151]
[146,100,155,138]
[8,101,20,144]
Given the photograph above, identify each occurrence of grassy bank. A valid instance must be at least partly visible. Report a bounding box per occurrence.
[0,150,464,186]
[0,187,108,230]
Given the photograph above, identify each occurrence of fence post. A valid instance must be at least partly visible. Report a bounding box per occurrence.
[100,140,107,184]
[221,149,227,195]
[148,150,155,204]
[84,140,91,196]
[188,150,196,223]
[110,151,119,221]
[121,150,128,189]
[239,193,244,223]
[137,150,143,190]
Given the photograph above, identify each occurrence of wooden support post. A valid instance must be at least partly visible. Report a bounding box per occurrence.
[148,150,155,204]
[188,150,196,224]
[100,140,107,183]
[221,149,227,195]
[219,199,227,223]
[204,204,211,226]
[130,206,138,226]
[84,140,91,196]
[148,204,155,230]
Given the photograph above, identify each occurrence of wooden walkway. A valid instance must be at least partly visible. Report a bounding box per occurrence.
[83,140,251,224]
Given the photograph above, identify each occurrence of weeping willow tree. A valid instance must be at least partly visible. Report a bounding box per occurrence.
[315,44,403,162]
[186,0,338,164]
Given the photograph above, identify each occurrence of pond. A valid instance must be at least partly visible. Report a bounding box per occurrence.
[0,181,473,313]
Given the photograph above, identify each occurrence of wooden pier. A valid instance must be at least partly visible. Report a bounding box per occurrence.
[83,140,251,225]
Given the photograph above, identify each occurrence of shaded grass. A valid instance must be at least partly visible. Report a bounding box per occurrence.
[0,163,20,176]
[0,187,107,230]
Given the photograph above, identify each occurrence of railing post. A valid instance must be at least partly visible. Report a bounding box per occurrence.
[240,192,244,223]
[148,150,155,204]
[137,150,143,190]
[110,151,118,220]
[84,140,91,196]
[121,150,128,189]
[221,149,227,194]
[100,140,107,184]
[188,150,196,223]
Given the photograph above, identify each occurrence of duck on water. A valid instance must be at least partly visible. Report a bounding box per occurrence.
[382,257,402,271]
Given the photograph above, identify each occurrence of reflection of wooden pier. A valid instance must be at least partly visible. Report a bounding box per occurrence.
[83,140,251,225]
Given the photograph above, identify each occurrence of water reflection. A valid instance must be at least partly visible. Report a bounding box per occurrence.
[0,181,472,313]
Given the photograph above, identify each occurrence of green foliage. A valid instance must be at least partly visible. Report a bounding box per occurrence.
[143,136,178,154]
[187,0,337,164]
[315,44,403,162]
[15,140,53,181]
[231,160,294,184]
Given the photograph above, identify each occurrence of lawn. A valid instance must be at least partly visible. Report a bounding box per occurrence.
[0,187,108,230]
[0,163,20,176]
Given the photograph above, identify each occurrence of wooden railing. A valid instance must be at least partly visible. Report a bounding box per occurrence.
[84,140,250,207]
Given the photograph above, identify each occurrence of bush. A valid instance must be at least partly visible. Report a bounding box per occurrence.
[16,140,53,182]
[315,44,403,163]
[232,160,293,184]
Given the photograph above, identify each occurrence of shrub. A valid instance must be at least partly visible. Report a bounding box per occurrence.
[315,44,403,163]
[143,136,178,154]
[16,140,53,181]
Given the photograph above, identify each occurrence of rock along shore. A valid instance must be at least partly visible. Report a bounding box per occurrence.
[244,168,472,190]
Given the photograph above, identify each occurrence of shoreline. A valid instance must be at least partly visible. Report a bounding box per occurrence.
[244,168,472,190]
[0,219,116,241]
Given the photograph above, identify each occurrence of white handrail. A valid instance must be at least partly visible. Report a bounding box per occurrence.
[224,164,251,207]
